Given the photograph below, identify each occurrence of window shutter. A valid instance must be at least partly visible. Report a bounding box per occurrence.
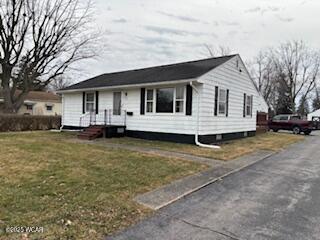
[140,88,145,115]
[243,93,246,117]
[95,91,99,114]
[226,89,229,117]
[214,86,218,116]
[250,95,253,117]
[186,85,192,116]
[82,92,85,114]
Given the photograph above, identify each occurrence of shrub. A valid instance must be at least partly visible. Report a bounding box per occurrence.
[0,114,61,132]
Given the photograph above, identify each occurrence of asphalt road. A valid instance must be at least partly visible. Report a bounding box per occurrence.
[108,132,320,240]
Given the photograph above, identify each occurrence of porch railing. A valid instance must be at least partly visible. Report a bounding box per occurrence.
[79,109,127,127]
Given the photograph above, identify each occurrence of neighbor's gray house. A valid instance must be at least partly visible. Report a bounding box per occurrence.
[58,54,268,143]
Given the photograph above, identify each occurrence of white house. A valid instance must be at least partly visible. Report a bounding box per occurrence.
[308,109,320,121]
[58,54,268,144]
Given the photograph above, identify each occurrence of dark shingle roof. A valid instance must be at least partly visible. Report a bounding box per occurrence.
[62,55,236,91]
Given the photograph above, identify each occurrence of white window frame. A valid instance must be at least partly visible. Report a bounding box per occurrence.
[145,89,155,114]
[218,88,227,116]
[85,92,95,113]
[175,86,185,114]
[246,94,252,117]
[145,86,186,115]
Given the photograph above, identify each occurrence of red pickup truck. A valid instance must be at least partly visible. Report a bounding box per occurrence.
[268,114,314,135]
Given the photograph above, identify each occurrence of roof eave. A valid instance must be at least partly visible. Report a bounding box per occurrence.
[57,78,200,94]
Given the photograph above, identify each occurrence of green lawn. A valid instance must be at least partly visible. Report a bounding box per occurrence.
[0,132,205,240]
[101,132,305,160]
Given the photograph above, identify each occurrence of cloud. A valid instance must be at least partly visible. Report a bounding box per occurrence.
[112,18,128,23]
[276,15,294,22]
[212,21,219,26]
[245,6,281,15]
[157,11,205,23]
[144,26,189,36]
[300,0,311,5]
[245,7,261,13]
[221,21,240,26]
[137,36,176,46]
[261,6,281,14]
[228,30,238,36]
[144,25,210,37]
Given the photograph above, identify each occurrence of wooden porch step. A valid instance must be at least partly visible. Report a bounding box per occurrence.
[77,125,105,140]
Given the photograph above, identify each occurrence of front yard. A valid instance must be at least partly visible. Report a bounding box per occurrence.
[0,131,304,239]
[101,132,305,160]
[0,132,205,240]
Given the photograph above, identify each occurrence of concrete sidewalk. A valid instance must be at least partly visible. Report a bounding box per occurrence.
[94,141,223,167]
[134,150,273,210]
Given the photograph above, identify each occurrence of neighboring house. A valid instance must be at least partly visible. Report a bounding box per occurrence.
[308,109,320,121]
[0,90,62,116]
[58,54,268,143]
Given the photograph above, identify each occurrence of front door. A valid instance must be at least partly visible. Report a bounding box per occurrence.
[113,92,121,115]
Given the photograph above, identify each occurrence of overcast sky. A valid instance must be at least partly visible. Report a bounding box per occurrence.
[75,0,320,82]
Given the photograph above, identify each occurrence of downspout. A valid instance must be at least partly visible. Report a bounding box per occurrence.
[190,82,221,149]
[59,94,64,132]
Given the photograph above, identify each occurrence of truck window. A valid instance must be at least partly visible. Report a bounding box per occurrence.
[273,116,281,121]
[290,116,301,120]
[279,116,289,121]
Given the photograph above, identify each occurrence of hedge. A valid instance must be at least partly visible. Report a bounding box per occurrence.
[0,114,61,132]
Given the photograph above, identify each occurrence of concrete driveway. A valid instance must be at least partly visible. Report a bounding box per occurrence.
[108,132,320,240]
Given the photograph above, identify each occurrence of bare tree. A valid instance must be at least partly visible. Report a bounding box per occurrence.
[204,44,232,57]
[271,40,320,113]
[248,50,278,110]
[0,0,97,113]
[48,75,72,92]
[249,40,320,114]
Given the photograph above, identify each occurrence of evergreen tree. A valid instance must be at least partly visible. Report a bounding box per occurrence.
[298,98,310,117]
[312,88,320,111]
[275,77,292,114]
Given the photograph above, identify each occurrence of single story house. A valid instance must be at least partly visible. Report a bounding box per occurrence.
[58,54,268,144]
[0,90,62,116]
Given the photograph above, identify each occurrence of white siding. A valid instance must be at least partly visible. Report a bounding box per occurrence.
[62,84,198,135]
[197,55,259,135]
[256,94,269,113]
[62,92,83,126]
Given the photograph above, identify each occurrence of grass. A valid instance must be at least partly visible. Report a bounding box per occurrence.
[101,132,305,161]
[0,131,206,240]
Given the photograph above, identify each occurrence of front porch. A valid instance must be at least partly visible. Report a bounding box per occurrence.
[78,109,126,140]
[79,109,127,127]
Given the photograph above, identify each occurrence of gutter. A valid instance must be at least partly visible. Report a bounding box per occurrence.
[57,79,198,94]
[190,82,221,149]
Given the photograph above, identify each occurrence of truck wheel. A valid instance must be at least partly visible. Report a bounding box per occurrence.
[292,126,301,134]
[272,128,279,132]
